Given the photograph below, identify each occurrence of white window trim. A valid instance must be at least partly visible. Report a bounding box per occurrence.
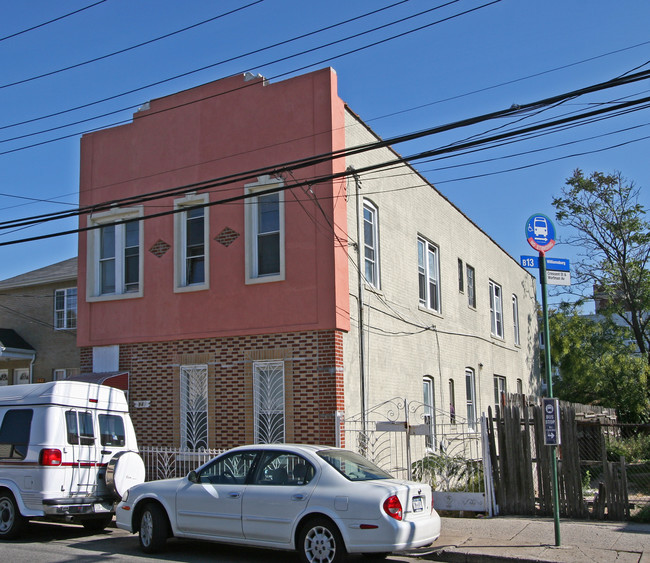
[489,280,504,338]
[87,206,143,302]
[54,287,77,330]
[494,375,507,409]
[362,200,380,289]
[466,264,476,309]
[245,176,285,285]
[465,368,477,432]
[418,236,441,313]
[423,376,436,451]
[180,364,209,450]
[512,294,520,346]
[253,360,285,444]
[174,193,210,292]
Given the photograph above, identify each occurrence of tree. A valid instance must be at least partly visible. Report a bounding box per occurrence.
[548,306,649,423]
[552,170,650,368]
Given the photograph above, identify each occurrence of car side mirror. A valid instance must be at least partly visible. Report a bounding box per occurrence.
[188,470,198,483]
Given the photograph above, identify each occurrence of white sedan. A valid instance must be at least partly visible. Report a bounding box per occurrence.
[116,444,441,562]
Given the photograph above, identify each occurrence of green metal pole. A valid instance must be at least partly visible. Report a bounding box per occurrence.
[539,251,561,546]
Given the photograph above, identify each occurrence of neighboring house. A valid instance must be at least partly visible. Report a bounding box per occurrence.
[0,258,79,384]
[76,68,540,449]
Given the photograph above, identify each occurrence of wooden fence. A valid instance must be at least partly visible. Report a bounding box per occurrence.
[486,400,633,520]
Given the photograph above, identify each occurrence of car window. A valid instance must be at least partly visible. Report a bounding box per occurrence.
[198,450,258,485]
[0,409,33,459]
[65,411,95,445]
[318,449,392,481]
[253,452,315,486]
[99,414,126,446]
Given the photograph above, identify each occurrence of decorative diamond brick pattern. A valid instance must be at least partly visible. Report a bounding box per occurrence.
[215,227,240,247]
[149,240,171,258]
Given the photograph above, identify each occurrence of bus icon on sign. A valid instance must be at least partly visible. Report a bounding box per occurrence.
[533,216,548,238]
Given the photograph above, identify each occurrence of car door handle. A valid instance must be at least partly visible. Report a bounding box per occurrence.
[292,494,305,501]
[101,450,112,455]
[228,492,241,498]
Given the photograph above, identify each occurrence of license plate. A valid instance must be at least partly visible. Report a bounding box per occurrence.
[412,496,424,512]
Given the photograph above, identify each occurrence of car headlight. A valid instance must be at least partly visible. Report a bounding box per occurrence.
[121,489,130,503]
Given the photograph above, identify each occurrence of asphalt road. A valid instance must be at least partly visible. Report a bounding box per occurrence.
[2,521,427,562]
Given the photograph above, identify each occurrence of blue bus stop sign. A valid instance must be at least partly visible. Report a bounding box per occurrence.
[526,214,556,253]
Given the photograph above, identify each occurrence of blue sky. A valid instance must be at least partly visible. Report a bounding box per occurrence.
[1,0,649,309]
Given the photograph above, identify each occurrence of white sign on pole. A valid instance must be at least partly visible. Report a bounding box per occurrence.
[546,270,571,286]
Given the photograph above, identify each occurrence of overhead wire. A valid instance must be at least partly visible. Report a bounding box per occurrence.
[1,71,650,238]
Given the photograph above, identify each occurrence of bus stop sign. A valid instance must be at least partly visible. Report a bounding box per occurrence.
[526,214,556,253]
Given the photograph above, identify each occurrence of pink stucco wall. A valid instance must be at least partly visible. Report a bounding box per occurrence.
[77,68,349,347]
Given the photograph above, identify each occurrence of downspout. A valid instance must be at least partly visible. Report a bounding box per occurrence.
[29,353,36,383]
[349,167,367,439]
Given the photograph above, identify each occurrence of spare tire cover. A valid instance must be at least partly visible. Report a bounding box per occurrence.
[106,451,146,499]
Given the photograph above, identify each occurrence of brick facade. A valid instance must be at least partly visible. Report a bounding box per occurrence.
[81,329,345,448]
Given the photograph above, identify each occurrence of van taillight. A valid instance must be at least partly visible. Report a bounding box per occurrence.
[39,449,62,466]
[383,495,403,521]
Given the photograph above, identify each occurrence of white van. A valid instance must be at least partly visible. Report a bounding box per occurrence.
[0,381,145,539]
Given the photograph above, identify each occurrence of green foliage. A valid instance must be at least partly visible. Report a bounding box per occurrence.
[412,453,484,493]
[606,433,650,462]
[548,306,650,422]
[632,503,650,523]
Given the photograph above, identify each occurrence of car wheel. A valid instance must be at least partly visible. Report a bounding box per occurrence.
[81,514,113,532]
[298,517,346,563]
[0,492,27,540]
[138,503,168,553]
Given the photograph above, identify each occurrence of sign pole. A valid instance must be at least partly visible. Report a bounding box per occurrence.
[539,251,561,546]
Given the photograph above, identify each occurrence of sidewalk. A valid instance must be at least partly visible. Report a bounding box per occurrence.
[409,515,650,563]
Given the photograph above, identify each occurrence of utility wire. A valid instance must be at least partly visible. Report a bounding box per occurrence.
[0,1,265,89]
[0,0,493,150]
[0,0,107,43]
[2,70,650,233]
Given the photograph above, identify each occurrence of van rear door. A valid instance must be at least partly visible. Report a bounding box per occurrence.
[64,410,101,499]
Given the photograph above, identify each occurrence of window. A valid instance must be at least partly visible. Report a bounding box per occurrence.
[489,280,504,338]
[54,288,77,330]
[465,368,477,432]
[0,409,32,459]
[174,194,209,291]
[418,237,440,312]
[253,360,285,444]
[458,259,464,292]
[423,377,436,450]
[99,414,126,447]
[198,450,258,485]
[87,207,143,300]
[245,176,285,283]
[65,411,95,445]
[53,369,67,381]
[494,375,507,410]
[0,370,7,386]
[180,364,208,450]
[466,264,476,308]
[512,294,520,345]
[449,379,456,424]
[517,378,523,396]
[254,451,315,486]
[363,200,380,288]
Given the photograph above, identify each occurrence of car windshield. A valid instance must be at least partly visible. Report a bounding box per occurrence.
[317,449,392,481]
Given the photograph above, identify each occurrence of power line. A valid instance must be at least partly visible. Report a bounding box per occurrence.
[0,1,265,89]
[0,0,495,151]
[2,70,650,235]
[0,0,107,43]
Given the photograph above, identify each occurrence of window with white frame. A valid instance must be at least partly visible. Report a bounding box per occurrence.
[489,280,504,338]
[53,369,67,381]
[512,294,520,345]
[466,264,476,308]
[245,177,285,283]
[494,375,506,410]
[465,368,477,431]
[253,360,285,444]
[363,200,380,288]
[174,193,209,291]
[180,364,208,450]
[87,207,143,300]
[54,288,77,330]
[422,376,436,450]
[0,370,7,386]
[449,378,456,424]
[418,237,440,312]
[458,259,464,293]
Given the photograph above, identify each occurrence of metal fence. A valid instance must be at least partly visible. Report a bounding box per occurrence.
[139,446,223,481]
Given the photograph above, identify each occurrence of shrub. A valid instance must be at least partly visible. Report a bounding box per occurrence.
[607,433,650,462]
